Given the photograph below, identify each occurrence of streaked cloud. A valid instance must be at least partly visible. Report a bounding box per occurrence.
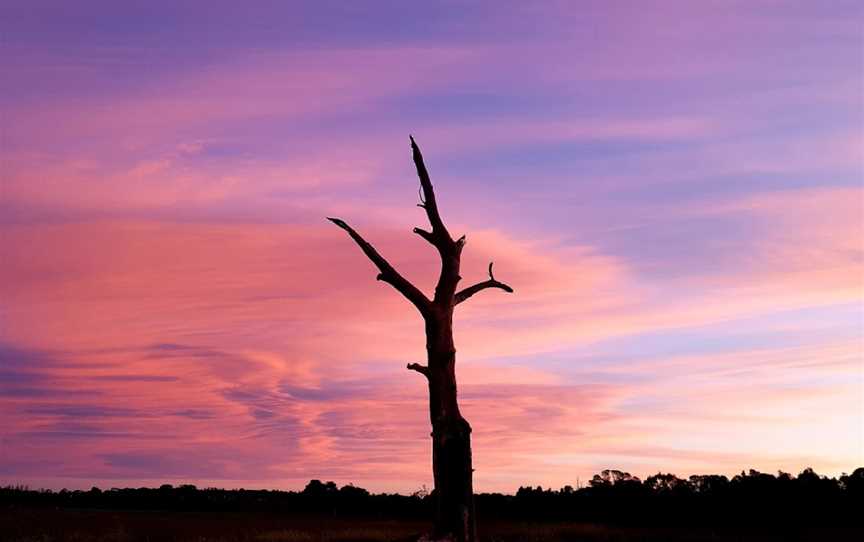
[1,1,861,493]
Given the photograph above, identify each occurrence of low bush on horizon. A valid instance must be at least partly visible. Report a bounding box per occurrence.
[2,467,862,541]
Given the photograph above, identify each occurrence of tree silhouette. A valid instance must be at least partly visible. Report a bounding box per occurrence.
[590,470,641,487]
[327,137,513,542]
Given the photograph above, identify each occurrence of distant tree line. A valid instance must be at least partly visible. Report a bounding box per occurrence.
[500,468,863,526]
[2,467,861,526]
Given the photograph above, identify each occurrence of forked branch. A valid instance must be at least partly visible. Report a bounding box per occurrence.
[454,262,514,305]
[327,217,431,314]
[411,135,452,245]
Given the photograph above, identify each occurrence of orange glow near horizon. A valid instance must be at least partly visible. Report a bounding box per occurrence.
[1,1,862,493]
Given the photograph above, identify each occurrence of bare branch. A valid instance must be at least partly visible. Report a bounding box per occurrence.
[412,227,435,245]
[410,136,452,244]
[454,261,514,305]
[407,362,430,377]
[327,217,431,314]
[410,136,464,306]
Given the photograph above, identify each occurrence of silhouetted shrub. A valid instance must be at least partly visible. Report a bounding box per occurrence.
[2,467,861,526]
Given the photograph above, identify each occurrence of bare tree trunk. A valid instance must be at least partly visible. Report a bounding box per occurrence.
[426,312,475,542]
[328,137,513,542]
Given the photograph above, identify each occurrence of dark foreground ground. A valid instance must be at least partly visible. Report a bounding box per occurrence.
[3,508,862,542]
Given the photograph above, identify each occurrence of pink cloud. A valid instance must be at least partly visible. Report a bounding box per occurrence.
[2,181,861,492]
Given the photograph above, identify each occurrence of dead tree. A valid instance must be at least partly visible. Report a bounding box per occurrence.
[327,137,513,542]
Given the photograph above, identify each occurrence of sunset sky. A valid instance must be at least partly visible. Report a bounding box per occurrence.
[1,1,862,493]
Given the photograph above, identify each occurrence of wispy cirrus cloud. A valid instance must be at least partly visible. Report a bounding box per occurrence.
[1,1,861,493]
[2,180,860,491]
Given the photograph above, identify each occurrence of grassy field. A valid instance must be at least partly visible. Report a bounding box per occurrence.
[2,508,861,542]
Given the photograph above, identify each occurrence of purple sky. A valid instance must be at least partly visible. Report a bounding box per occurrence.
[1,1,862,493]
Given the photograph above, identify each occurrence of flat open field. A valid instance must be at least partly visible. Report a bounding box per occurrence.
[2,508,861,542]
